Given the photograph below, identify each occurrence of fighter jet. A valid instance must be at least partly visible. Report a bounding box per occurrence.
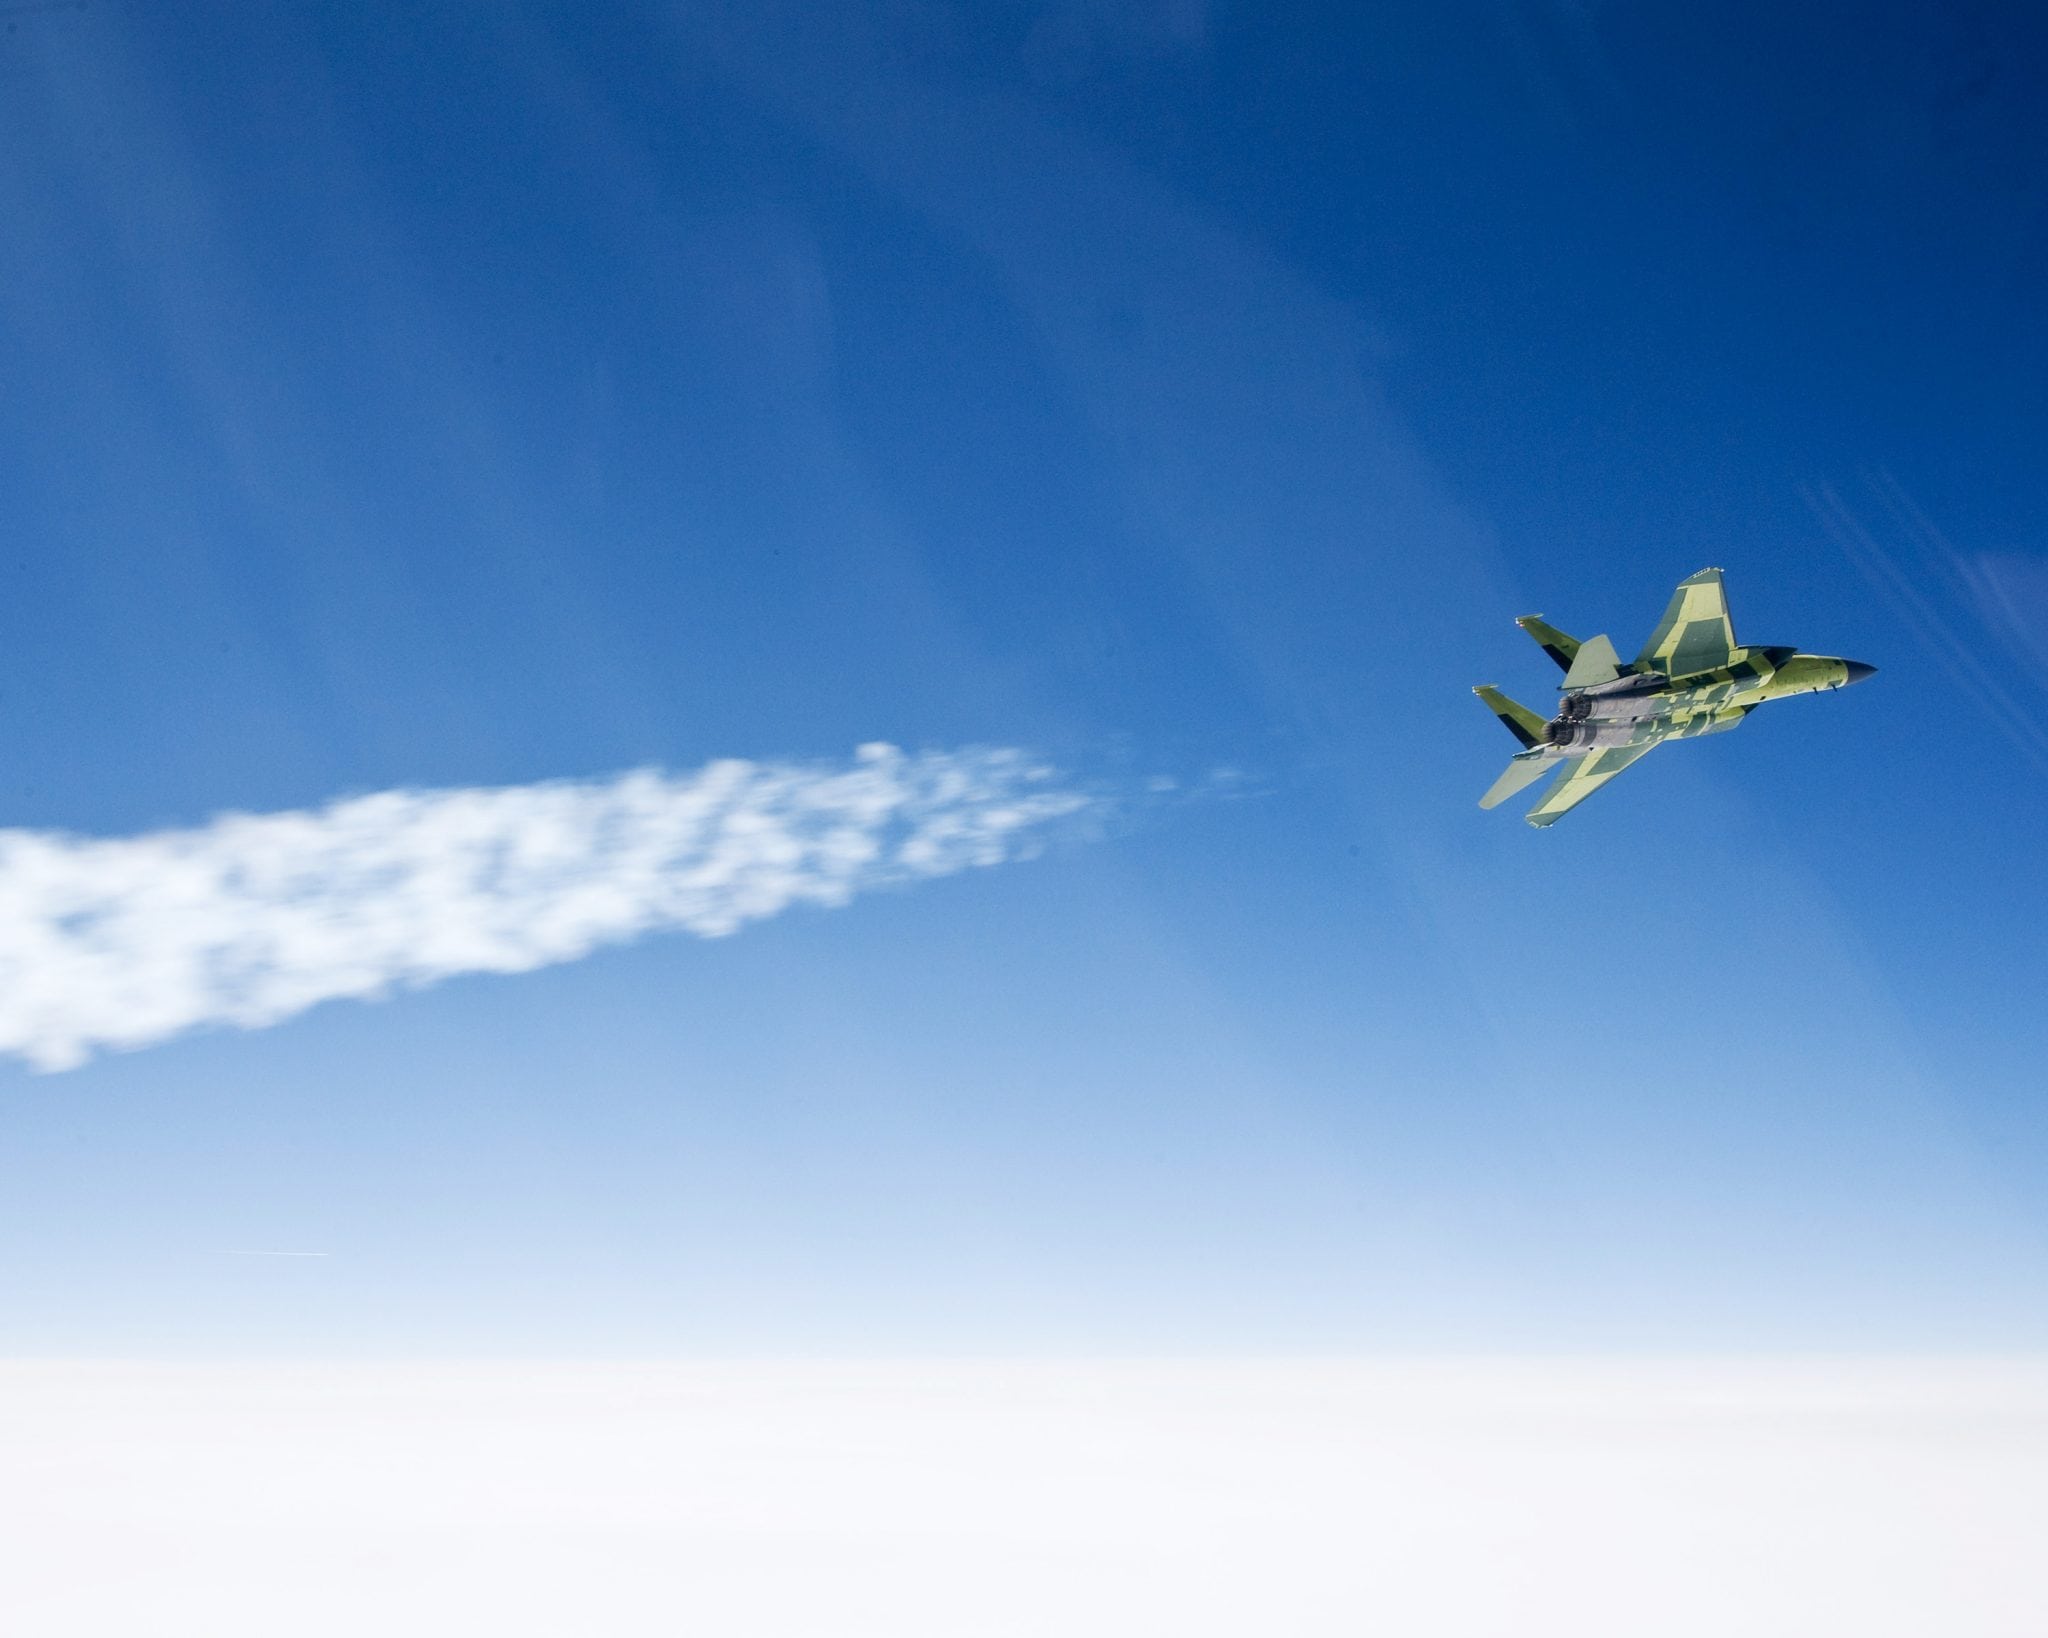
[1476,568,1874,826]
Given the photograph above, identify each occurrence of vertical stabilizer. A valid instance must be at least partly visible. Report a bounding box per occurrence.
[1560,633,1623,690]
[1515,616,1582,672]
[1472,686,1548,749]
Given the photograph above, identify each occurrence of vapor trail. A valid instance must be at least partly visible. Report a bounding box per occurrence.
[0,744,1093,1072]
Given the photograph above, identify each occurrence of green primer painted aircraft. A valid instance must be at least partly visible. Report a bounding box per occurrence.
[1476,568,1875,827]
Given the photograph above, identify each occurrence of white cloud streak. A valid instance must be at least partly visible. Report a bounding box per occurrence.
[0,744,1092,1072]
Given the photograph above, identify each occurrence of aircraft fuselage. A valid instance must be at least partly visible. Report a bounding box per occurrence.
[1540,647,1870,757]
[1473,568,1875,825]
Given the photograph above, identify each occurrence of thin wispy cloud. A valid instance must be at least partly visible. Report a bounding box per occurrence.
[1806,473,2048,768]
[0,744,1094,1072]
[1951,550,2048,691]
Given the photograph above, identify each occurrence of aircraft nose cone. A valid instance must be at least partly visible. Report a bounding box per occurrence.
[1843,660,1877,685]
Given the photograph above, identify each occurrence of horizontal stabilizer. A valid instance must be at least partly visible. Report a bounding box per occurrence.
[1472,685,1548,750]
[1526,743,1656,827]
[1479,751,1552,809]
[1560,633,1623,690]
[1515,616,1581,672]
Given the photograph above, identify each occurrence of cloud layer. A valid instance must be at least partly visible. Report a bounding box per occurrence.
[0,744,1091,1071]
[8,1360,2045,1637]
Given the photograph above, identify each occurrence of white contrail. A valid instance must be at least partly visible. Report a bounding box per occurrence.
[0,744,1094,1072]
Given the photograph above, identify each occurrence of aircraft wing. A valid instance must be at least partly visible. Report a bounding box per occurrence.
[1634,567,1735,676]
[1525,743,1657,827]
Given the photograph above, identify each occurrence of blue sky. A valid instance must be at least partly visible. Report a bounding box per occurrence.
[2,0,2045,1353]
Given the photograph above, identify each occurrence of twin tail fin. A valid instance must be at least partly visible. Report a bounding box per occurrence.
[1515,616,1581,672]
[1472,685,1548,749]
